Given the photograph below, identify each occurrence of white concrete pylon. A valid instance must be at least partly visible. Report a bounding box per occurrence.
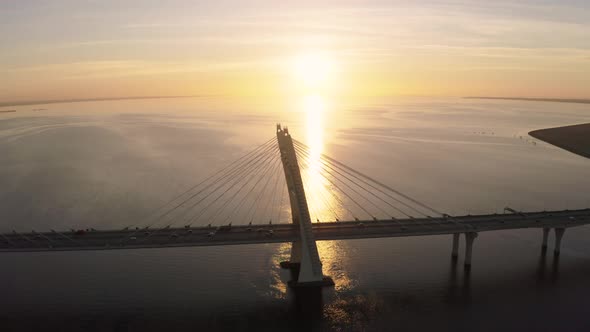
[276,124,333,286]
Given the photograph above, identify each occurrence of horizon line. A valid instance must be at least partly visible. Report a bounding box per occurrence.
[465,96,590,105]
[0,95,212,108]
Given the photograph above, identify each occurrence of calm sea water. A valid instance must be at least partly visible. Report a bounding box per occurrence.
[0,96,589,331]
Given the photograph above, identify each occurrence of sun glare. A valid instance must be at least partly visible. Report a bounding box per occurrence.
[289,51,341,223]
[292,52,335,90]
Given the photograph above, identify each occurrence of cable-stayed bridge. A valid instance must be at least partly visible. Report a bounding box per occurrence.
[1,125,589,287]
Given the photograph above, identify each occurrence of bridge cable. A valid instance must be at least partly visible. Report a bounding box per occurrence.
[299,166,341,222]
[217,156,282,226]
[294,142,454,227]
[294,139,444,217]
[294,141,417,219]
[131,144,280,242]
[252,158,284,225]
[294,144,387,219]
[185,145,280,227]
[294,149,363,220]
[298,158,358,221]
[121,138,278,241]
[276,175,287,223]
[268,156,283,223]
[175,144,279,227]
[296,154,354,220]
[122,137,276,231]
[136,137,275,229]
[300,172,322,224]
[209,155,282,226]
[154,139,279,227]
[243,152,285,225]
[294,140,471,229]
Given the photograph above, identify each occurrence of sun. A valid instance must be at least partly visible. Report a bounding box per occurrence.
[292,52,335,90]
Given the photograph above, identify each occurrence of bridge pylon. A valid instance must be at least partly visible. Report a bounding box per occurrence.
[276,124,334,287]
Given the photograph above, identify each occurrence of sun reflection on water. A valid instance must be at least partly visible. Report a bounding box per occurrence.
[301,94,355,290]
[316,240,357,292]
[268,243,291,298]
[301,94,342,223]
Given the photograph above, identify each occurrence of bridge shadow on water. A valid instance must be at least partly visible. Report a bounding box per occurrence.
[287,287,324,330]
[2,247,589,332]
[443,247,563,305]
[536,248,561,282]
[281,246,581,332]
[444,258,472,305]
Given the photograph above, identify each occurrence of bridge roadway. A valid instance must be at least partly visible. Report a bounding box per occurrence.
[1,209,589,252]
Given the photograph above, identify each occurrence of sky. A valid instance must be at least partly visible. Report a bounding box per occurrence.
[1,0,589,103]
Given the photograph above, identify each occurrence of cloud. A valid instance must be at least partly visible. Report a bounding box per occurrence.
[1,1,589,99]
[2,58,282,81]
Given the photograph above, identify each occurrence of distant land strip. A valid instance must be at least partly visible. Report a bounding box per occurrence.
[529,123,590,159]
[0,95,205,108]
[465,97,590,105]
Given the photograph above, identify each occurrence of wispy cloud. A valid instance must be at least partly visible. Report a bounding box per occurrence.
[1,1,589,99]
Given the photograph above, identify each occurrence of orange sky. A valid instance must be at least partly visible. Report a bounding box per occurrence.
[1,1,589,103]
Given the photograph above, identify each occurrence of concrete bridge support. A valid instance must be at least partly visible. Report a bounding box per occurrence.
[542,227,550,251]
[464,232,478,269]
[451,233,460,260]
[554,228,565,256]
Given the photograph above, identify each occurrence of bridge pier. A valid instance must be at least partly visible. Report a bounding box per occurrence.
[464,232,478,269]
[451,233,460,260]
[542,227,550,251]
[554,228,565,256]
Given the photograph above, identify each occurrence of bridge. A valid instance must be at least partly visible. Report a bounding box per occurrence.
[1,125,589,287]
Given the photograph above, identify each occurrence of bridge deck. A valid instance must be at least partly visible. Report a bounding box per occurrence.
[1,209,589,252]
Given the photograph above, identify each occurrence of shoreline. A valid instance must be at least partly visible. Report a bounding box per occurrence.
[529,123,590,159]
[465,97,590,105]
[0,95,205,108]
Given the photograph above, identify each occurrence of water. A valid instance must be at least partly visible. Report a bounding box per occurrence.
[0,96,589,331]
